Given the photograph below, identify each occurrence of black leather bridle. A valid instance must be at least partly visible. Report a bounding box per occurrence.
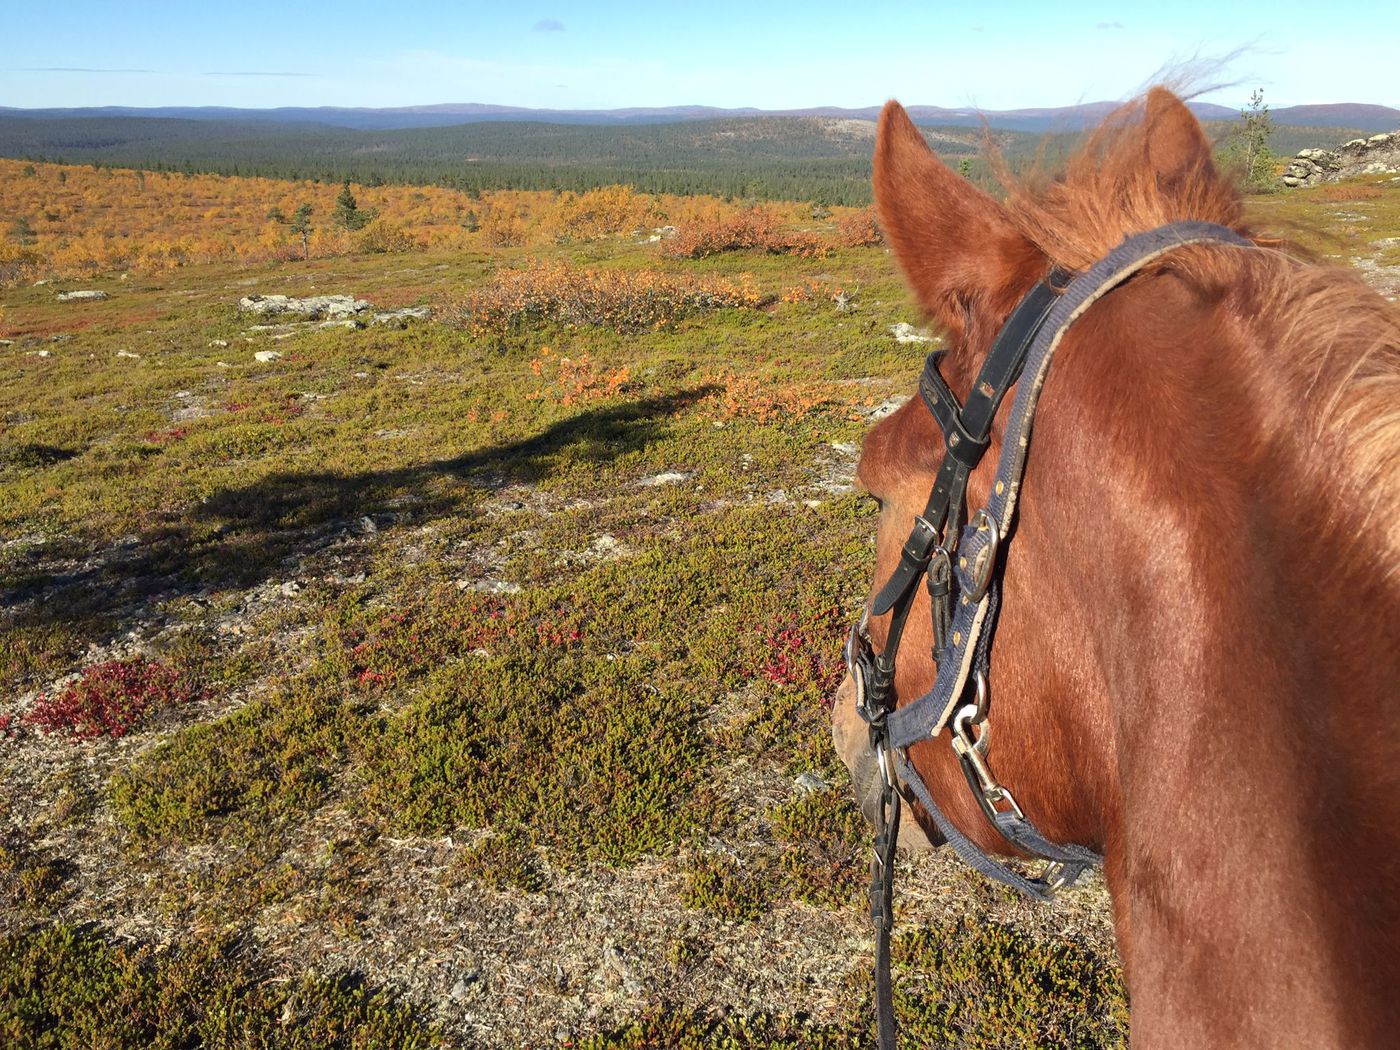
[843,222,1254,1050]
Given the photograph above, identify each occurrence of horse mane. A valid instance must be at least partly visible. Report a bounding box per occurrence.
[992,93,1400,562]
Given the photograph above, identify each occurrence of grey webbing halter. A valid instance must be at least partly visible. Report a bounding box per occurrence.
[848,222,1253,1050]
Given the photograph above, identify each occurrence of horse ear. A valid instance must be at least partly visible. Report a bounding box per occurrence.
[1143,87,1214,186]
[873,100,1035,342]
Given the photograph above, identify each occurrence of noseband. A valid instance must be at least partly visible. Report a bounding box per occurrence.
[845,222,1253,1049]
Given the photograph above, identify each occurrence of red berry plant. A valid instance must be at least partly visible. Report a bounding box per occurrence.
[25,658,193,740]
[759,605,847,695]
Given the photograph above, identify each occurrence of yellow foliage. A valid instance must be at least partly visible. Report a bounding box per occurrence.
[353,218,424,254]
[0,158,873,285]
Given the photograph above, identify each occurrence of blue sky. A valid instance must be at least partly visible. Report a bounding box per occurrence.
[2,1,1395,111]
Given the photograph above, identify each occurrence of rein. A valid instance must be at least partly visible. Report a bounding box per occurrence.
[847,222,1253,1049]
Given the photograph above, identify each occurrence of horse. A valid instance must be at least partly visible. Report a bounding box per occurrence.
[830,87,1400,1048]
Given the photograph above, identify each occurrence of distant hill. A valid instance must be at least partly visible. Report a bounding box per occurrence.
[0,103,1387,206]
[3,99,1397,133]
[0,114,988,205]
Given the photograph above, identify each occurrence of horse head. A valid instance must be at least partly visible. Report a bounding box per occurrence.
[832,87,1400,1047]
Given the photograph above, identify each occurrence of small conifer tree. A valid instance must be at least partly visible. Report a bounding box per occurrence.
[290,203,313,260]
[333,180,371,231]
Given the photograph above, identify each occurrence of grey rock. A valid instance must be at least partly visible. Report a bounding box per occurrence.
[861,397,908,421]
[239,294,370,320]
[889,321,934,344]
[794,771,833,794]
[1282,127,1400,188]
[448,972,480,1003]
[253,350,282,363]
[637,471,690,487]
[56,289,108,302]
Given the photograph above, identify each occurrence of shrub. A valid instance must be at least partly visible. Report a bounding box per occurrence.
[478,202,526,247]
[770,789,866,907]
[893,916,1128,1047]
[527,346,631,405]
[662,206,828,259]
[834,205,883,247]
[1315,183,1384,202]
[457,260,762,337]
[25,658,192,740]
[702,368,844,424]
[551,184,656,241]
[0,243,41,286]
[353,218,424,254]
[359,652,715,867]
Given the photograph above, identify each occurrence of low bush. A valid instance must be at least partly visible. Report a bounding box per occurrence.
[0,924,441,1049]
[834,205,883,247]
[457,260,762,336]
[662,207,828,259]
[353,218,425,254]
[25,658,192,740]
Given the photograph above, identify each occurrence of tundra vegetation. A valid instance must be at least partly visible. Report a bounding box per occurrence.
[2,157,1397,1047]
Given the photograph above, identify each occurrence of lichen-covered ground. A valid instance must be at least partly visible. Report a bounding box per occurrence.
[2,173,1396,1048]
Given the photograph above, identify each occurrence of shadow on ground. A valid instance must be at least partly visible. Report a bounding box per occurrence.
[2,387,715,673]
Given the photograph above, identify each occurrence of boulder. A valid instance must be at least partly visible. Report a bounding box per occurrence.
[238,294,430,328]
[1283,128,1400,188]
[239,294,369,320]
[56,290,108,302]
[889,321,934,344]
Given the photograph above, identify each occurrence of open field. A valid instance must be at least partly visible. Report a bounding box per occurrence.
[2,163,1398,1047]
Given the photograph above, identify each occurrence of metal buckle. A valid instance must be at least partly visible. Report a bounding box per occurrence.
[846,611,878,724]
[964,508,1000,602]
[950,674,1028,825]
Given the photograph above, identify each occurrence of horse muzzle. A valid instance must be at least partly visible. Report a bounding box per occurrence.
[831,674,933,851]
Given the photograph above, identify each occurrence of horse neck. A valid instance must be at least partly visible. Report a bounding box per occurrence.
[1024,272,1400,1048]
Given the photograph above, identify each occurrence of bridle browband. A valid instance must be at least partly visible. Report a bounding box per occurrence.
[845,222,1254,1050]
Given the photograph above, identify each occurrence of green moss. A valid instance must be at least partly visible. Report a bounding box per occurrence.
[580,1007,858,1050]
[442,836,547,894]
[0,834,69,916]
[582,913,1126,1049]
[681,851,774,923]
[359,650,715,867]
[771,789,867,908]
[0,924,442,1049]
[892,916,1128,1048]
[110,668,359,843]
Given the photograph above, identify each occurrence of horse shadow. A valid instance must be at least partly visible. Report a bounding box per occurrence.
[4,386,714,664]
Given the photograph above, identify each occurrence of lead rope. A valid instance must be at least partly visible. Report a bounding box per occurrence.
[870,744,900,1050]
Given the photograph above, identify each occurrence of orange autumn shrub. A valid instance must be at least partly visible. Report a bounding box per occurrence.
[354,218,425,254]
[527,346,631,405]
[0,159,864,285]
[703,369,845,424]
[550,184,656,241]
[1314,183,1384,202]
[662,206,828,259]
[834,205,883,247]
[457,260,763,336]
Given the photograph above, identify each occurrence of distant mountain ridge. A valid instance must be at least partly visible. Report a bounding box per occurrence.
[3,100,1398,133]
